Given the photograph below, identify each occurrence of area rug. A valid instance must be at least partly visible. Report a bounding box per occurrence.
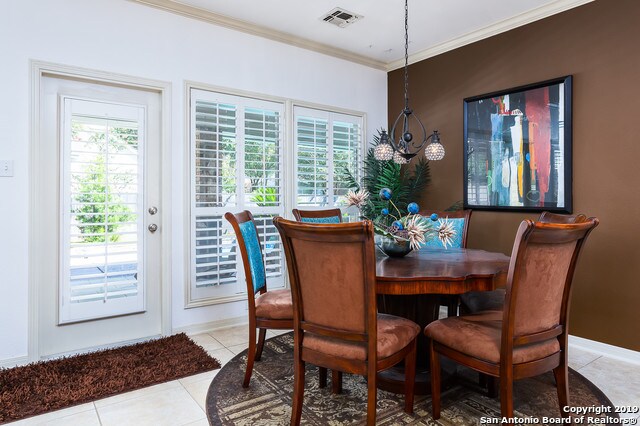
[207,333,619,425]
[0,333,220,424]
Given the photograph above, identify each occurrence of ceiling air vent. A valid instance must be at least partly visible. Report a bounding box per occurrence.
[321,7,363,28]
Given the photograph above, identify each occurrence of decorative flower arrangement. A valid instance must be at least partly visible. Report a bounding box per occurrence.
[346,188,443,252]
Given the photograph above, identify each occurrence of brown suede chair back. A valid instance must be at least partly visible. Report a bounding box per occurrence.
[503,218,599,340]
[539,211,587,224]
[274,218,377,340]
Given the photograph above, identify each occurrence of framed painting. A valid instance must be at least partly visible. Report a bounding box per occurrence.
[463,76,572,213]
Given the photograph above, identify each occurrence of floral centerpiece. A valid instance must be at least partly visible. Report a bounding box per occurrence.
[345,187,443,257]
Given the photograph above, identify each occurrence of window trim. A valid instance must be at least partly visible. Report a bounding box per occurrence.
[184,81,366,308]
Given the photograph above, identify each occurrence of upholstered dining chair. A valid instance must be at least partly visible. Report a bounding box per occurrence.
[293,207,345,394]
[426,217,599,419]
[459,212,588,315]
[225,211,328,388]
[419,209,472,316]
[292,208,342,223]
[274,218,419,426]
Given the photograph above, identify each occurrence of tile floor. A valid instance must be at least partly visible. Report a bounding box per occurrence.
[9,326,640,425]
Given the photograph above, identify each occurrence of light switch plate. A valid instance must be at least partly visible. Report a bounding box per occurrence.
[0,160,14,177]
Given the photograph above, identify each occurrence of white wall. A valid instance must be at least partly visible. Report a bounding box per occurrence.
[0,0,387,362]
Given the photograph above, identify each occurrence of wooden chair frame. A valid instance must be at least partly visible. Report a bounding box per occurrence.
[225,211,293,387]
[274,218,417,426]
[430,218,599,419]
[292,208,343,222]
[292,207,343,394]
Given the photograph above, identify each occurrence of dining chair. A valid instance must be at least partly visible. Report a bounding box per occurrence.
[459,212,588,315]
[292,208,343,223]
[225,211,328,388]
[224,211,293,387]
[292,207,344,394]
[419,209,472,316]
[426,217,599,419]
[274,217,419,426]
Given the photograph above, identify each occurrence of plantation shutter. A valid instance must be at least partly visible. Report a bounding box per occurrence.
[332,119,362,206]
[189,90,284,304]
[295,113,329,207]
[294,107,362,219]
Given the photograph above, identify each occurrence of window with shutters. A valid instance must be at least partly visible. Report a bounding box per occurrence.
[189,89,285,305]
[294,106,363,221]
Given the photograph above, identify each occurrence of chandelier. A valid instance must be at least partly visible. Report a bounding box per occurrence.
[374,0,445,164]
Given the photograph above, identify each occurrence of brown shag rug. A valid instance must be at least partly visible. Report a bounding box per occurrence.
[207,333,619,425]
[0,333,220,424]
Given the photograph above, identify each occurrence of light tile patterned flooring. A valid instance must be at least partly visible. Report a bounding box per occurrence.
[9,326,640,425]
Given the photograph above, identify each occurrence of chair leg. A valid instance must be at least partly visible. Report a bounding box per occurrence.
[319,367,327,388]
[487,375,499,398]
[243,326,257,388]
[291,357,305,426]
[499,372,514,418]
[554,360,570,418]
[255,328,267,361]
[404,339,417,414]
[366,367,377,426]
[331,370,343,394]
[447,296,459,317]
[430,340,441,420]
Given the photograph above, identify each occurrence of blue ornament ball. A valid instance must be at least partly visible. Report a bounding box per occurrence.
[392,220,404,230]
[381,208,389,216]
[379,188,392,200]
[430,213,439,221]
[407,202,419,214]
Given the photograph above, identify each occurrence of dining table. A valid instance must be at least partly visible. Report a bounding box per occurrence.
[375,247,510,394]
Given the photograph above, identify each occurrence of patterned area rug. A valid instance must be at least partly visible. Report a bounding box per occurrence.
[206,333,618,425]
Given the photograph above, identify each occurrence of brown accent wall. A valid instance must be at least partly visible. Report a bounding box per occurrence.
[388,0,640,351]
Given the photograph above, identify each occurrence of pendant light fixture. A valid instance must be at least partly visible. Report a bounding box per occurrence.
[374,0,445,163]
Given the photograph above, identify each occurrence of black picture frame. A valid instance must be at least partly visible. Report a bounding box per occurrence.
[463,76,572,213]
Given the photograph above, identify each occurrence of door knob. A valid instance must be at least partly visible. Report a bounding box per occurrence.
[148,206,158,215]
[148,223,158,233]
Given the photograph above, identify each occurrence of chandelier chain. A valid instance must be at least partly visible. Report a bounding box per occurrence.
[403,0,409,109]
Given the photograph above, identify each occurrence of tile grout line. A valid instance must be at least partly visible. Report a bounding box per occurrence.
[179,386,208,426]
[573,354,603,371]
[93,402,103,426]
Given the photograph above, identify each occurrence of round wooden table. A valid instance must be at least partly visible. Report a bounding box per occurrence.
[375,247,510,394]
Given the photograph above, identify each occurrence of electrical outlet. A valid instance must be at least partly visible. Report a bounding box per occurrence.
[0,160,14,177]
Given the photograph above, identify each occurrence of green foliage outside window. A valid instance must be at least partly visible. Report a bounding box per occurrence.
[73,157,135,243]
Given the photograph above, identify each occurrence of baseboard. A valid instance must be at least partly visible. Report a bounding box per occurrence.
[0,355,30,368]
[173,316,247,336]
[569,335,640,365]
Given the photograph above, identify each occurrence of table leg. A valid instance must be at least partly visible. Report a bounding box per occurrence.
[377,294,456,395]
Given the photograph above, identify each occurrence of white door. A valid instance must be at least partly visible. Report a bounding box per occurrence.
[38,75,163,357]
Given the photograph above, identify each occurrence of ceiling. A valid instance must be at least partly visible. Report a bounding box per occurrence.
[132,0,594,70]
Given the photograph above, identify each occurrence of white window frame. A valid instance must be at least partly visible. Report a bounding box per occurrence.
[186,86,287,307]
[292,105,365,219]
[185,83,366,308]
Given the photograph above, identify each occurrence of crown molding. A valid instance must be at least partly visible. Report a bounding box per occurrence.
[128,0,388,71]
[386,0,595,71]
[129,0,594,73]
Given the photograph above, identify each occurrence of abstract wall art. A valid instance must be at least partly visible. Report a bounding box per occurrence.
[463,76,572,213]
